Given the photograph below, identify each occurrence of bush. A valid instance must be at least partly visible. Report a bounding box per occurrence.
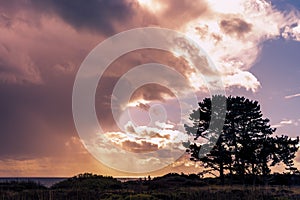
[124,194,158,200]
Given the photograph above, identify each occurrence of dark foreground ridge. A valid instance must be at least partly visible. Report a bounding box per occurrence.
[1,172,300,199]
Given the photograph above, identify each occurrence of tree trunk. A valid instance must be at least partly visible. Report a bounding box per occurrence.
[241,159,245,185]
[229,163,233,185]
[262,157,268,186]
[252,162,256,185]
[220,162,224,185]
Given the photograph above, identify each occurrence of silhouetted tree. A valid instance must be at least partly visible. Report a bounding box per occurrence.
[275,135,299,173]
[185,95,299,185]
[185,95,228,184]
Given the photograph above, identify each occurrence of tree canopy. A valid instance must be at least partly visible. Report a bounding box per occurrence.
[185,95,299,184]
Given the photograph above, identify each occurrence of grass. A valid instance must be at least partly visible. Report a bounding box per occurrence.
[1,173,300,199]
[2,184,299,199]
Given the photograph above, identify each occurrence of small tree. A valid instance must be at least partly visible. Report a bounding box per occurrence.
[185,95,299,184]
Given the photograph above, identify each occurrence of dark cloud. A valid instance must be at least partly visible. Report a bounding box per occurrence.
[96,76,120,131]
[195,25,209,39]
[137,102,150,111]
[164,0,208,17]
[220,17,252,38]
[125,123,136,133]
[0,14,12,28]
[0,0,210,36]
[131,84,175,102]
[0,0,205,163]
[151,133,170,140]
[101,49,195,78]
[0,0,210,35]
[31,0,136,35]
[0,75,76,159]
[0,1,104,160]
[0,54,42,84]
[0,1,31,13]
[95,49,195,130]
[0,0,145,35]
[121,140,158,153]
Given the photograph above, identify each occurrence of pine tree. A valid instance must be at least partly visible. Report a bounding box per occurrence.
[185,95,299,184]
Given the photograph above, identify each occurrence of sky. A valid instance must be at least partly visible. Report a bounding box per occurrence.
[0,0,300,177]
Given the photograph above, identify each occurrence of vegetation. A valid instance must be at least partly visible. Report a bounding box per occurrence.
[1,173,300,199]
[185,95,299,185]
[51,173,122,190]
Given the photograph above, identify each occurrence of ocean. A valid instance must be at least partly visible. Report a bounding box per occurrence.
[0,177,141,188]
[0,178,67,188]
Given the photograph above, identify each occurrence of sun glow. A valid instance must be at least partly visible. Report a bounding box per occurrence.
[207,0,244,14]
[137,0,166,13]
[127,99,151,107]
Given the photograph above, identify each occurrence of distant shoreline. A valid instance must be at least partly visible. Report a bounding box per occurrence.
[0,177,141,188]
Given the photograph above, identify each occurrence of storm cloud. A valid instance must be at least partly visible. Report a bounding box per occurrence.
[0,0,300,176]
[0,0,140,35]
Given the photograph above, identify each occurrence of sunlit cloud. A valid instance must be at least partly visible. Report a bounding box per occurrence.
[272,119,299,128]
[285,93,300,99]
[179,0,300,92]
[104,121,187,152]
[280,120,293,125]
[222,70,261,92]
[171,154,203,169]
[85,121,190,172]
[137,0,167,13]
[127,99,151,109]
[282,18,300,41]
